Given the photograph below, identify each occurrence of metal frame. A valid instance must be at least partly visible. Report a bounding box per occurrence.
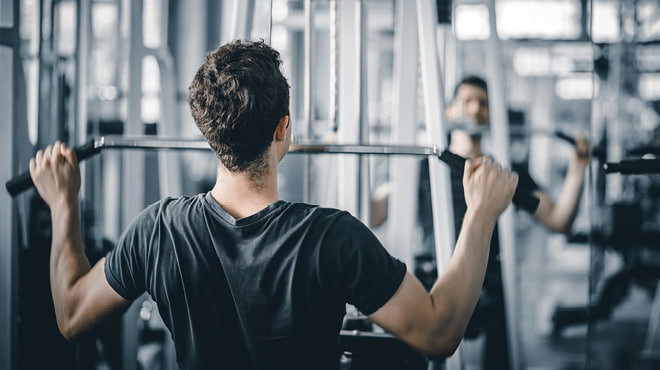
[120,0,147,369]
[386,0,419,268]
[485,0,521,368]
[302,0,314,203]
[1,1,17,369]
[416,0,462,368]
[337,0,361,216]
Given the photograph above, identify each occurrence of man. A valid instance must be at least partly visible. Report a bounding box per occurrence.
[416,75,591,369]
[29,41,518,369]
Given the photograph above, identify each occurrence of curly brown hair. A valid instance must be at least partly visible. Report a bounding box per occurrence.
[188,40,290,174]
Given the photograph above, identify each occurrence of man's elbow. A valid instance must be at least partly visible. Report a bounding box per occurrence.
[56,312,86,341]
[420,333,462,357]
[57,319,77,341]
[545,220,571,235]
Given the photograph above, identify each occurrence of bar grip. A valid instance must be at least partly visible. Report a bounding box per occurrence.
[438,150,540,213]
[5,140,100,197]
[554,131,576,145]
[604,158,660,174]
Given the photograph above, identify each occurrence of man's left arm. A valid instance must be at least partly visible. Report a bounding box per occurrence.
[30,141,131,340]
[533,132,591,234]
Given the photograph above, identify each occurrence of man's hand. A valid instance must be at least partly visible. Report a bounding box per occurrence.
[29,141,81,208]
[573,131,591,168]
[463,156,518,220]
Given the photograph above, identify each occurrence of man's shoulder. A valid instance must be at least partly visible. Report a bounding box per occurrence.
[285,202,353,223]
[130,194,205,226]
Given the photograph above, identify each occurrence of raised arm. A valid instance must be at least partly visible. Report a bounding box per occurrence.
[533,132,591,234]
[30,141,130,340]
[368,156,518,356]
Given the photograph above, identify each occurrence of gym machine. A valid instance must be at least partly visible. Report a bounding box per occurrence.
[5,136,542,215]
[5,135,546,370]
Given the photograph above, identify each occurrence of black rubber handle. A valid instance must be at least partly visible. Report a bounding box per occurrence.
[5,140,100,197]
[604,158,660,174]
[438,150,540,213]
[554,131,576,145]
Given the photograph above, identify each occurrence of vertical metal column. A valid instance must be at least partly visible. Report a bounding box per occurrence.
[337,0,361,215]
[230,0,254,41]
[416,0,461,368]
[386,0,419,268]
[152,2,179,368]
[154,0,183,199]
[120,0,147,369]
[484,0,521,369]
[356,0,369,223]
[0,1,17,368]
[329,0,338,134]
[74,0,90,148]
[302,0,314,203]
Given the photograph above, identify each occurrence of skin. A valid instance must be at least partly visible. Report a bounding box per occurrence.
[31,113,518,357]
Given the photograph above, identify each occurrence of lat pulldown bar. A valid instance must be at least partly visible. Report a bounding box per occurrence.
[5,136,540,213]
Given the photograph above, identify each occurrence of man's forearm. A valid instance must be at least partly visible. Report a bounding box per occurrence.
[49,199,91,333]
[428,210,495,342]
[550,161,587,233]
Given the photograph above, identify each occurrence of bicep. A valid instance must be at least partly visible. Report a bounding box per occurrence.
[69,258,131,337]
[367,272,439,353]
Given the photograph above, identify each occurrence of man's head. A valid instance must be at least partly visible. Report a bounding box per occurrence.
[188,40,290,174]
[446,75,489,126]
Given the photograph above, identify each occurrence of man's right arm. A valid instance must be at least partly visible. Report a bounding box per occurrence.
[367,157,518,357]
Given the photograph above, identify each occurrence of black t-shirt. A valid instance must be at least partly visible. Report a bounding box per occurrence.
[105,192,406,370]
[417,159,539,288]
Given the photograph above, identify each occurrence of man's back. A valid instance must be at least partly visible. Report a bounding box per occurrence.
[104,192,406,369]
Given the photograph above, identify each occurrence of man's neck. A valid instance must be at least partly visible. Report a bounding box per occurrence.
[449,131,483,159]
[210,166,279,220]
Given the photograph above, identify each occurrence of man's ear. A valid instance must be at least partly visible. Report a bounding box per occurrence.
[274,115,290,141]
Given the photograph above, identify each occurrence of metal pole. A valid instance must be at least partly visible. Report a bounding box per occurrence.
[154,0,183,199]
[386,0,419,268]
[485,0,521,368]
[303,0,314,204]
[0,0,17,368]
[356,0,369,224]
[74,0,89,148]
[337,0,360,215]
[121,0,146,368]
[416,0,462,368]
[230,0,252,40]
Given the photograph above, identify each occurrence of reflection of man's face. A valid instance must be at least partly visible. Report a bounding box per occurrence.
[449,84,490,125]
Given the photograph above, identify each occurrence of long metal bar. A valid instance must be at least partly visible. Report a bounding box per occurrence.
[7,137,541,216]
[94,128,576,151]
[93,136,441,156]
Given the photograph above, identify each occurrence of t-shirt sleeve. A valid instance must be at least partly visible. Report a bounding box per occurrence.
[104,204,157,300]
[322,212,407,315]
[512,163,540,192]
[512,163,541,210]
